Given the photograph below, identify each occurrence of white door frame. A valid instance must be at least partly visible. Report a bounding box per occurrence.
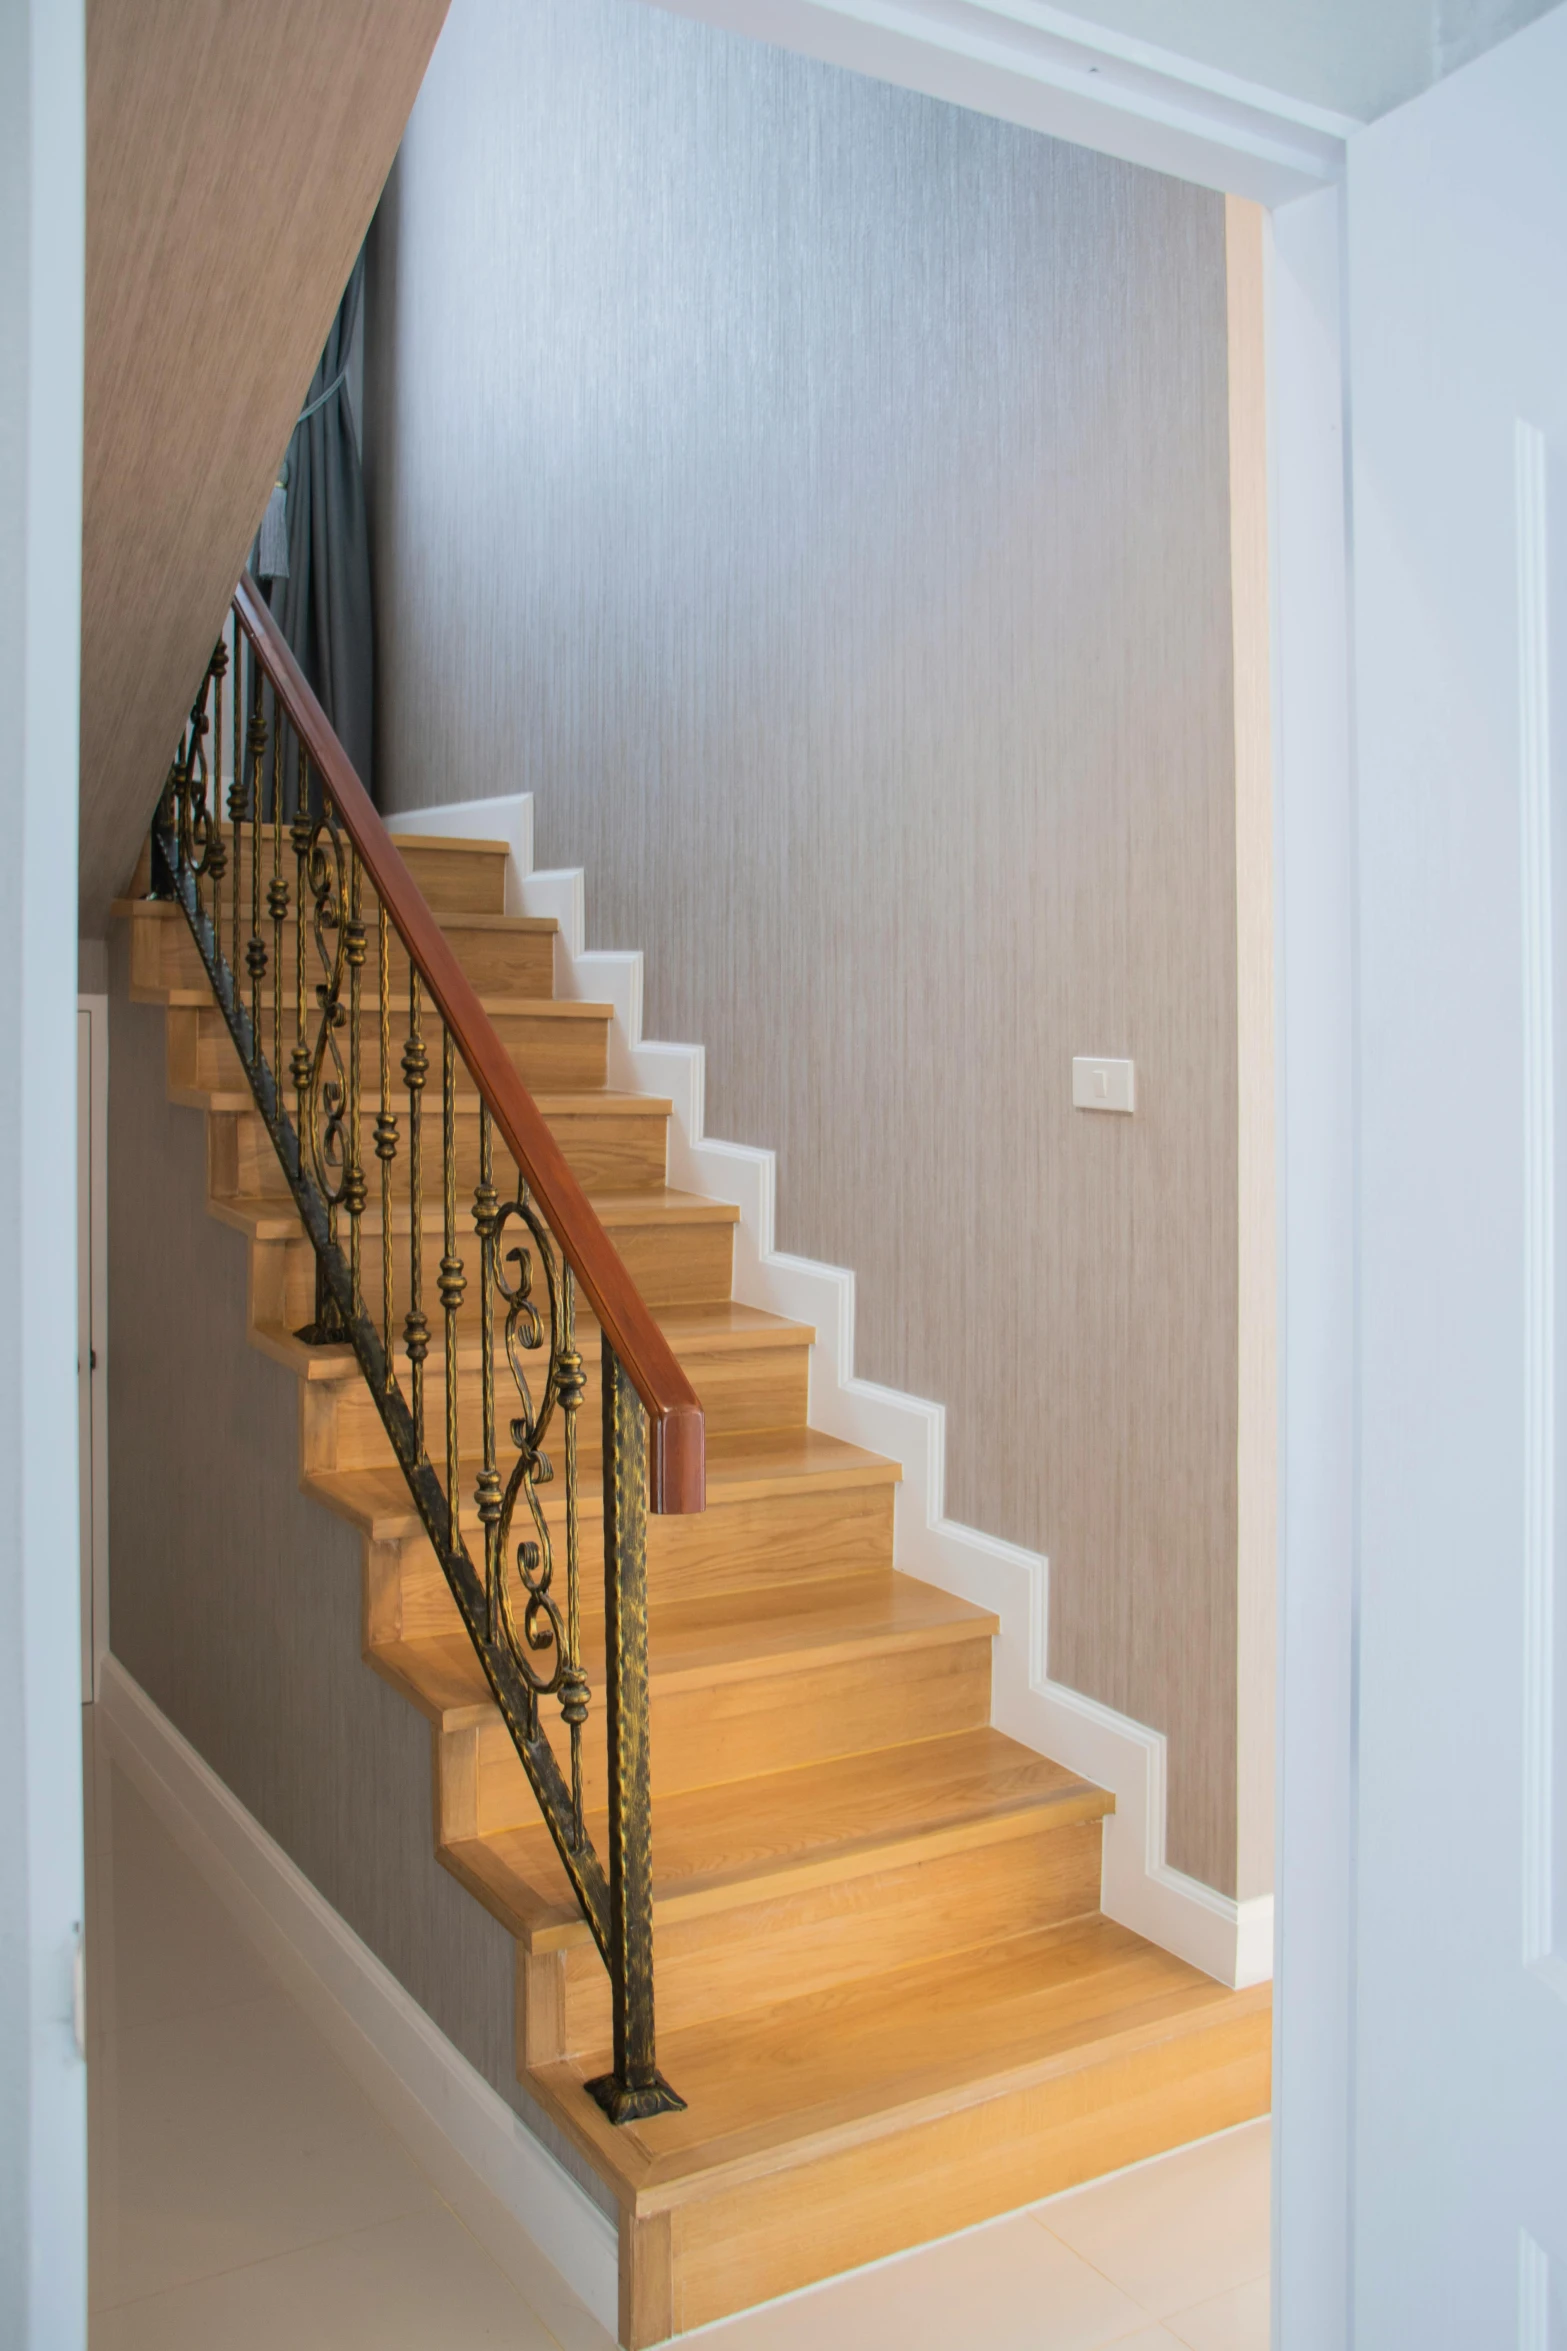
[77,996,109,1702]
[637,8,1357,2346]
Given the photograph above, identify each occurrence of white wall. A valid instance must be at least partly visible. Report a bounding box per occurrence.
[0,0,88,2343]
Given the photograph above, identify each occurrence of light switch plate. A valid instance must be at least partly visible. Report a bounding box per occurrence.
[1072,1056,1135,1113]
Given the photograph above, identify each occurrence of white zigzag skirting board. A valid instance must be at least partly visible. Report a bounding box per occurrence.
[390,793,1273,1989]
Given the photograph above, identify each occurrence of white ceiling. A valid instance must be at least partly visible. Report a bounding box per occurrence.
[1041,0,1558,121]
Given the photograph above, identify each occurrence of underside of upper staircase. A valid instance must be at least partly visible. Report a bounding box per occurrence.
[80,0,452,932]
[114,739,1268,2341]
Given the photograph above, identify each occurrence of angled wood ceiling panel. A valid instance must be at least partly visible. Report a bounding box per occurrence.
[81,0,450,930]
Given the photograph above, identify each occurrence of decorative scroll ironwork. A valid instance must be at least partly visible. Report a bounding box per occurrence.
[152,593,683,2124]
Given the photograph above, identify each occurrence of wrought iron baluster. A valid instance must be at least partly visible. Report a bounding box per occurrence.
[375,903,398,1392]
[344,852,367,1319]
[207,645,227,970]
[230,633,244,963]
[403,976,429,1451]
[297,790,349,1344]
[269,731,287,1087]
[439,1026,465,1532]
[474,1106,501,1640]
[290,761,311,1145]
[245,669,267,1059]
[558,1269,589,1847]
[586,1344,683,2124]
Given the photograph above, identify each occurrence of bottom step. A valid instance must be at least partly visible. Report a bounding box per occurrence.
[529,1914,1271,2345]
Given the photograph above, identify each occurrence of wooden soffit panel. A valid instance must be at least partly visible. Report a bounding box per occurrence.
[80,0,451,931]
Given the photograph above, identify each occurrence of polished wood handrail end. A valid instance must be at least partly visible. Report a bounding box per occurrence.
[650,1407,706,1517]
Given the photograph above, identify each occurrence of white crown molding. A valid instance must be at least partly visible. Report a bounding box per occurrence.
[633,0,1356,205]
[391,793,1271,1986]
[96,1659,620,2336]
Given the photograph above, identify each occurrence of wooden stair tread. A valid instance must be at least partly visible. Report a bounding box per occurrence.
[304,1423,898,1538]
[533,1916,1265,2196]
[213,1181,741,1244]
[373,1569,991,1729]
[180,1083,670,1121]
[254,1299,815,1384]
[445,1725,1109,1942]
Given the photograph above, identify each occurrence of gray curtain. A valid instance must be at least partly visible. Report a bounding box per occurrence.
[257,251,374,804]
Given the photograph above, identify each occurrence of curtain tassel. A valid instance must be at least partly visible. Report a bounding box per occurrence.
[258,470,289,580]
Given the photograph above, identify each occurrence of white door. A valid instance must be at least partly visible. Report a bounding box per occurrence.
[1347,8,1567,2338]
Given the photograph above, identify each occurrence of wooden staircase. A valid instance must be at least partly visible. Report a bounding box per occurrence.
[119,824,1269,2346]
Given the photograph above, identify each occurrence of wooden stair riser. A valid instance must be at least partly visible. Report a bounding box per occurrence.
[368,1477,896,1648]
[614,1999,1272,2345]
[176,998,613,1098]
[245,1200,736,1335]
[129,830,510,917]
[440,1629,995,1830]
[532,1816,1106,2054]
[210,1093,670,1203]
[305,1334,811,1478]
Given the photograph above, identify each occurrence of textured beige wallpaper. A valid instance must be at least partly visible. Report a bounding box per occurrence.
[366,0,1254,1891]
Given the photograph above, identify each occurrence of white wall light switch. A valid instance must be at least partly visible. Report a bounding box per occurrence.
[1072,1056,1135,1113]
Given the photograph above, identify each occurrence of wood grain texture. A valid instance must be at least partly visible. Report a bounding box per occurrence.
[80,0,451,931]
[1225,196,1278,1903]
[367,0,1255,1888]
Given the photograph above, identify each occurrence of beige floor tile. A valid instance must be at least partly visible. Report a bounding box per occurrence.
[1166,2274,1271,2351]
[1036,2123,1271,2320]
[90,2202,563,2350]
[87,1763,276,2040]
[89,1990,433,2310]
[686,2209,1153,2350]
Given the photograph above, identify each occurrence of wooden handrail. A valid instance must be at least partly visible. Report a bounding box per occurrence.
[233,573,705,1515]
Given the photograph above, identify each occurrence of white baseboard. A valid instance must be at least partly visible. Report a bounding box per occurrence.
[389,789,1272,1990]
[96,1656,620,2336]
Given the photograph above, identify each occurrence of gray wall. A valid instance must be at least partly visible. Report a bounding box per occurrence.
[367,0,1248,1893]
[106,939,612,2218]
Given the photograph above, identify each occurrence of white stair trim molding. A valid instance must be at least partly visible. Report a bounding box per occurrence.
[632,0,1356,206]
[387,791,1272,1987]
[95,1656,621,2336]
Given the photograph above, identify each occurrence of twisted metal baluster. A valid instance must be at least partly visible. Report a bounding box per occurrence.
[245,670,267,1059]
[375,904,398,1392]
[403,977,429,1453]
[269,721,287,1085]
[587,1344,682,2123]
[474,1105,502,1640]
[207,643,227,971]
[290,758,311,1136]
[557,1267,590,1847]
[229,631,245,975]
[439,1025,465,1527]
[344,854,368,1319]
